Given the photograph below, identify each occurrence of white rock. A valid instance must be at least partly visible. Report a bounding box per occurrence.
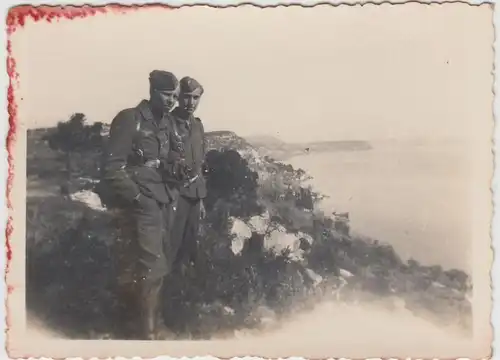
[231,238,245,255]
[247,212,271,234]
[223,306,235,315]
[431,281,446,289]
[289,248,305,262]
[70,190,106,212]
[304,268,323,286]
[339,268,354,278]
[265,226,310,261]
[230,218,252,238]
[297,232,314,245]
[229,218,251,255]
[228,214,313,261]
[265,225,293,250]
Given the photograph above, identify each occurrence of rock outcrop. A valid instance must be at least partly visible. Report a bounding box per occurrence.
[26,124,472,340]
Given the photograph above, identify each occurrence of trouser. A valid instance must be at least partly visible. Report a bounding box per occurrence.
[170,195,201,271]
[112,196,173,339]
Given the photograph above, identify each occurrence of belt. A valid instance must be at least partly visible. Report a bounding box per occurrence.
[183,174,200,188]
[143,159,160,169]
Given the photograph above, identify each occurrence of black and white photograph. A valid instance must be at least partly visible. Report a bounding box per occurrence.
[5,3,494,358]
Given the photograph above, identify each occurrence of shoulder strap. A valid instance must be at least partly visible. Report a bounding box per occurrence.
[135,114,142,132]
[128,109,144,158]
[100,108,142,178]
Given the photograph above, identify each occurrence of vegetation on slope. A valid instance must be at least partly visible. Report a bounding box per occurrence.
[26,115,472,340]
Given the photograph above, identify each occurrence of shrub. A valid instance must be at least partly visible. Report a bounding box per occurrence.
[204,149,263,218]
[44,113,104,180]
[26,118,473,339]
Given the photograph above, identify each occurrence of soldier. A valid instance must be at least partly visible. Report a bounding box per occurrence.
[102,70,182,340]
[169,76,208,274]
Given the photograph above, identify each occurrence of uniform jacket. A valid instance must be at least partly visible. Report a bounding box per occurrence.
[170,107,207,199]
[102,100,176,205]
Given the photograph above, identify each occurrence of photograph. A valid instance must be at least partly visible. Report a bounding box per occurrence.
[5,2,494,358]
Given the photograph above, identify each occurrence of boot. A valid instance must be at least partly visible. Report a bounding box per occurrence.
[114,282,141,339]
[155,312,178,340]
[138,277,178,340]
[138,277,162,340]
[138,297,156,339]
[152,281,178,340]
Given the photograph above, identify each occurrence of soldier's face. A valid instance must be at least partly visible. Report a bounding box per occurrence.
[151,88,179,114]
[179,87,202,115]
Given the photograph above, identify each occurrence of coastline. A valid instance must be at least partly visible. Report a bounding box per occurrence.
[286,143,472,273]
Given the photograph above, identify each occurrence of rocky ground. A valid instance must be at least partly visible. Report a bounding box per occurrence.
[26,121,472,340]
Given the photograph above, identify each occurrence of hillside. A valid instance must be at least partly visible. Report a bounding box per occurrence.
[26,122,472,340]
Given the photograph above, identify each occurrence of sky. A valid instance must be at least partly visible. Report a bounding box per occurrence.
[11,3,494,143]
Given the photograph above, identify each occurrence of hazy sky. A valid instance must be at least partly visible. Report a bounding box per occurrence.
[11,4,493,143]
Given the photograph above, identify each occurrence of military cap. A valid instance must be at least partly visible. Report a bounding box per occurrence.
[179,76,204,94]
[149,70,179,91]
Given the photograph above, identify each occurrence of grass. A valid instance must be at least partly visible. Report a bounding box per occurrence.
[25,126,472,340]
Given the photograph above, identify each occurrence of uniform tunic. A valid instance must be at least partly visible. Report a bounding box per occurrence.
[169,107,207,267]
[103,100,177,283]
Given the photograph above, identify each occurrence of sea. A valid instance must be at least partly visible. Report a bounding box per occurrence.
[288,139,474,272]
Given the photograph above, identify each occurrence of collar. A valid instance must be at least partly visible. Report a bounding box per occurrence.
[172,107,194,130]
[137,100,154,122]
[137,100,169,128]
[172,107,193,122]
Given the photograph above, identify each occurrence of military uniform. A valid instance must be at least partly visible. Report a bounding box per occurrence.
[168,80,208,270]
[102,71,180,339]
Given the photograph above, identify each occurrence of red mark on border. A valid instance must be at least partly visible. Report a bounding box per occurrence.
[4,2,174,264]
[5,5,175,351]
[6,16,18,273]
[6,3,175,32]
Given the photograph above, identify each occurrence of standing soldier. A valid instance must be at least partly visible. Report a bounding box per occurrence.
[169,76,208,274]
[101,70,181,340]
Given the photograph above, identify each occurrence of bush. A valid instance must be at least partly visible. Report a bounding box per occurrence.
[204,149,263,218]
[27,198,118,338]
[44,113,103,180]
[26,118,473,339]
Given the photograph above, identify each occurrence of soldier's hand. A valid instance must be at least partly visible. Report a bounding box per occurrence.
[132,192,149,208]
[173,161,187,181]
[181,164,193,179]
[132,192,143,206]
